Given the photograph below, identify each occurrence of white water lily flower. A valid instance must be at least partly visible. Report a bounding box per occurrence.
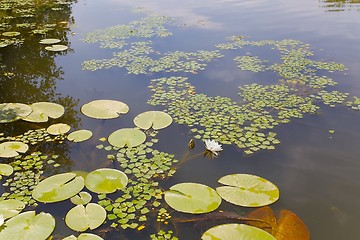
[204,139,223,157]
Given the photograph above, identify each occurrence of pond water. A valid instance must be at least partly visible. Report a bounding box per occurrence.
[1,0,360,239]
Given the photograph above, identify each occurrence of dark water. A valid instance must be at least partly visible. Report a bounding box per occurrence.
[1,0,360,239]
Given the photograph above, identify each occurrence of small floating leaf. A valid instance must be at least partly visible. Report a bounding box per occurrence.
[0,103,32,123]
[133,111,173,130]
[108,128,146,148]
[70,191,92,205]
[45,44,68,51]
[39,39,61,45]
[216,174,279,207]
[32,172,85,203]
[164,182,221,214]
[81,100,129,119]
[46,123,71,135]
[67,130,93,142]
[0,141,29,158]
[201,223,276,240]
[85,168,128,194]
[65,203,106,232]
[0,199,25,219]
[0,211,55,240]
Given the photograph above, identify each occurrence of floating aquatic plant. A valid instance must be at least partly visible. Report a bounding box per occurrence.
[81,100,129,119]
[216,174,279,207]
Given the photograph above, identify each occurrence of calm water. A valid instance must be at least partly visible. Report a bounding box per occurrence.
[1,0,360,239]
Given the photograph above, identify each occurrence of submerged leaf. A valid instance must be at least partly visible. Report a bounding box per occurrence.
[0,103,32,123]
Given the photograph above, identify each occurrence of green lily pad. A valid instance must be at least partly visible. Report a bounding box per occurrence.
[85,168,128,194]
[108,128,146,148]
[63,233,104,240]
[201,223,276,240]
[216,174,279,207]
[0,103,32,123]
[0,211,55,240]
[0,163,13,176]
[70,191,92,205]
[0,141,29,158]
[67,130,93,142]
[39,39,61,45]
[81,100,129,119]
[32,172,85,203]
[46,123,71,135]
[2,32,20,37]
[133,111,173,130]
[65,203,106,232]
[164,182,221,214]
[0,199,25,219]
[45,44,68,51]
[22,102,65,123]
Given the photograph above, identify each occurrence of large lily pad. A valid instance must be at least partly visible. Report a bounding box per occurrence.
[108,128,146,148]
[0,103,32,123]
[67,130,93,142]
[39,39,61,45]
[0,163,13,177]
[65,203,106,232]
[22,102,65,122]
[45,44,68,51]
[32,172,85,203]
[85,168,128,194]
[0,199,25,219]
[63,233,104,240]
[2,32,20,37]
[164,182,221,214]
[46,123,71,135]
[201,223,276,240]
[0,211,55,240]
[81,100,129,119]
[133,111,173,130]
[216,174,279,207]
[0,141,29,158]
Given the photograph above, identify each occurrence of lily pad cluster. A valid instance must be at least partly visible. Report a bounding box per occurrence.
[0,102,65,124]
[0,0,74,44]
[234,55,267,72]
[346,96,360,110]
[150,230,178,240]
[310,90,349,107]
[0,152,60,206]
[96,131,178,230]
[148,76,282,154]
[83,41,223,74]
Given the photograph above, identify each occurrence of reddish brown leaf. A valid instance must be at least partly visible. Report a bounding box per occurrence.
[246,206,277,234]
[274,210,310,240]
